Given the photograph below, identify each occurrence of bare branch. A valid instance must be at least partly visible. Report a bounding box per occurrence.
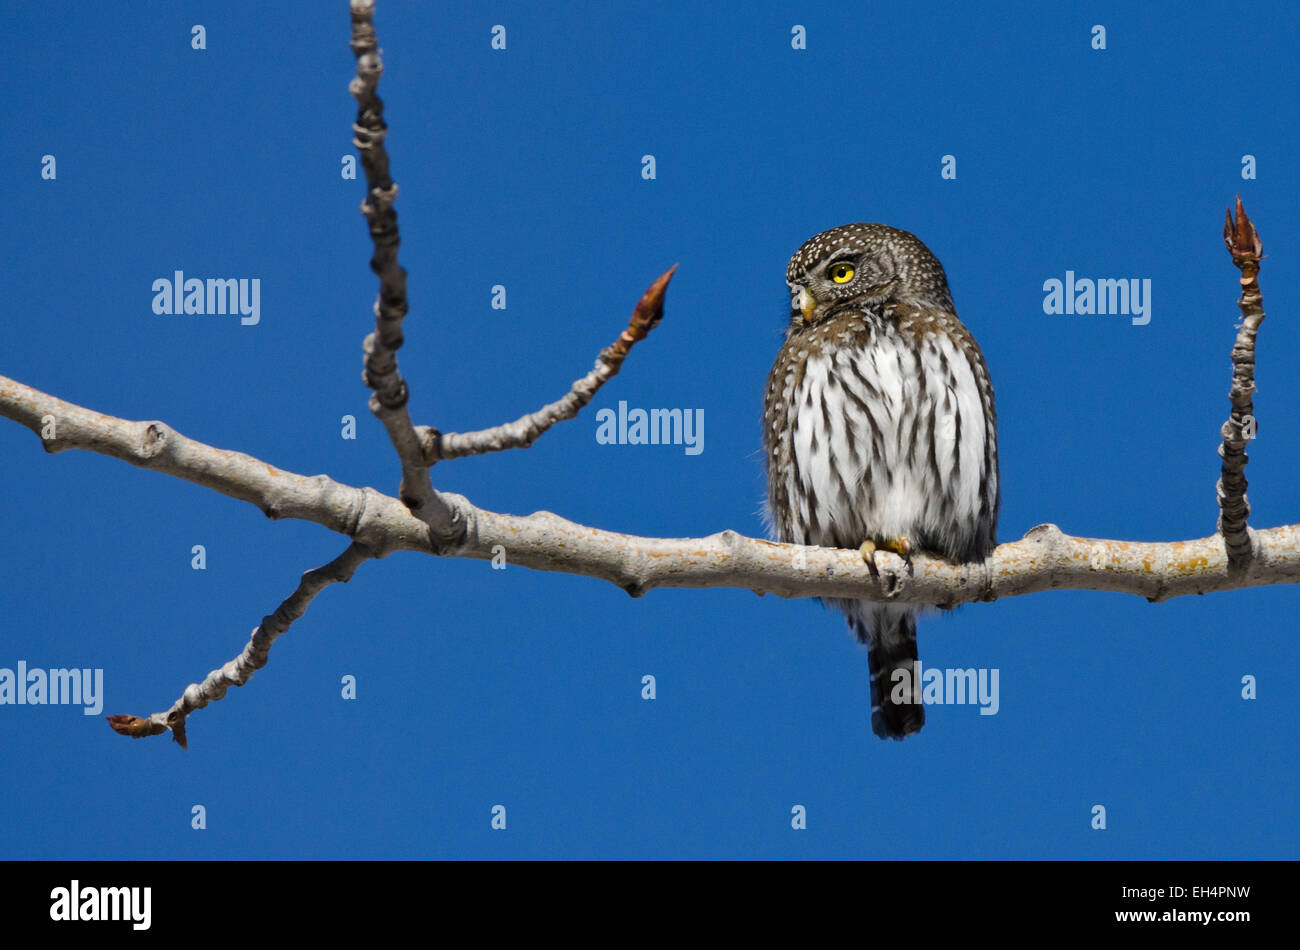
[349,3,672,554]
[348,0,448,535]
[6,373,1300,610]
[0,373,426,558]
[107,542,374,747]
[1218,195,1266,569]
[421,265,678,461]
[456,513,1300,605]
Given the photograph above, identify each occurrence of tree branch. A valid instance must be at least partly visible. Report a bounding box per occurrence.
[0,373,425,557]
[1218,195,1266,569]
[419,265,677,461]
[5,374,1300,611]
[348,0,453,539]
[107,542,374,747]
[454,514,1300,604]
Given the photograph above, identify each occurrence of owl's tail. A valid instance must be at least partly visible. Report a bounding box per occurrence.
[848,604,924,740]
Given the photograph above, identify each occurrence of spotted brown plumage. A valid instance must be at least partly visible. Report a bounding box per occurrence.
[763,223,999,739]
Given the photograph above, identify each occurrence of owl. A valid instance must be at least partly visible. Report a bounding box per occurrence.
[763,223,999,739]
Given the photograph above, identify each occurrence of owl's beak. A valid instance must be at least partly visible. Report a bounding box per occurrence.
[797,286,817,323]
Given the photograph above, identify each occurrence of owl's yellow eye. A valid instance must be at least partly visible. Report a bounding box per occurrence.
[829,262,855,283]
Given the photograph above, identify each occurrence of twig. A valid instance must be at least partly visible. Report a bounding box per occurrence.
[422,265,677,461]
[348,0,448,534]
[106,543,374,747]
[1219,195,1266,568]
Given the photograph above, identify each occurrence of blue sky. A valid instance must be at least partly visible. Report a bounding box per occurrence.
[2,0,1297,858]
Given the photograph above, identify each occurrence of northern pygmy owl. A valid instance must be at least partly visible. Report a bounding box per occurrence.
[763,223,999,739]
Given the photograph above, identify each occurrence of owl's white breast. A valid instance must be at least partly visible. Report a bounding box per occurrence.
[785,325,988,551]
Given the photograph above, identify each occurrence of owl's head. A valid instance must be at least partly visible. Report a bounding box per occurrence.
[785,223,954,327]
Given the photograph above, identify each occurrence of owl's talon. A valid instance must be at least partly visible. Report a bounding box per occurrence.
[859,540,880,577]
[877,535,914,575]
[896,536,914,575]
[860,537,911,594]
